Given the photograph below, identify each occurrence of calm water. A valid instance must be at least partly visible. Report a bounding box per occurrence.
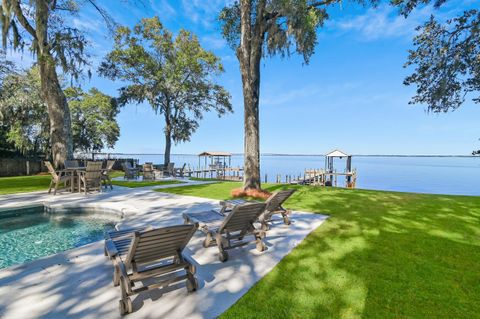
[0,207,117,268]
[115,154,480,196]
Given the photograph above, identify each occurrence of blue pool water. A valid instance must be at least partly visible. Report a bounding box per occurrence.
[0,206,118,269]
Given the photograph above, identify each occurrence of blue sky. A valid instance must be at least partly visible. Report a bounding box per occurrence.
[8,0,480,155]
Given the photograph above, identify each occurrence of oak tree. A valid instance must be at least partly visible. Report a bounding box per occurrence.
[396,1,479,153]
[0,66,120,156]
[220,0,335,190]
[99,17,233,165]
[66,87,121,153]
[0,0,113,166]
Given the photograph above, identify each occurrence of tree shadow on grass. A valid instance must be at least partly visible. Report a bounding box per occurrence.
[221,186,480,318]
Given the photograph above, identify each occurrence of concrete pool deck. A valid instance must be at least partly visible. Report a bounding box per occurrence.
[0,184,328,319]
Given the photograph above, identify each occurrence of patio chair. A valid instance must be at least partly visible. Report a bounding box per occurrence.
[64,160,80,169]
[44,161,71,195]
[174,163,187,178]
[142,163,155,180]
[78,161,103,194]
[104,224,199,315]
[163,162,175,177]
[101,160,116,189]
[122,161,139,179]
[219,189,297,229]
[183,202,267,262]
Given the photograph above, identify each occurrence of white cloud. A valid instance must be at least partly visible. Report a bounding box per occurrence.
[72,17,101,31]
[201,35,227,49]
[181,0,233,26]
[260,82,362,107]
[150,0,176,18]
[331,4,434,41]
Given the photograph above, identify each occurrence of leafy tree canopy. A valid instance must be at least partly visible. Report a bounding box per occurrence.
[395,0,479,153]
[403,9,480,112]
[0,65,48,155]
[0,65,120,156]
[65,87,121,153]
[219,0,333,64]
[0,0,106,79]
[99,17,232,163]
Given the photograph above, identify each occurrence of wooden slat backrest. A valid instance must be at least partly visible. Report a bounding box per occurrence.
[220,202,266,233]
[125,224,197,267]
[64,160,79,169]
[85,161,102,179]
[106,160,115,171]
[44,161,57,179]
[265,189,296,212]
[143,163,153,172]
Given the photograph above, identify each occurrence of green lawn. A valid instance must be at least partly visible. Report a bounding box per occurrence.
[111,179,183,188]
[0,171,178,194]
[0,175,51,195]
[159,182,480,318]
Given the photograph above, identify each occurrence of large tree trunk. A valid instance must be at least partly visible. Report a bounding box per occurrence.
[238,0,264,190]
[164,112,172,165]
[38,54,73,167]
[163,125,172,165]
[36,0,73,168]
[241,69,261,190]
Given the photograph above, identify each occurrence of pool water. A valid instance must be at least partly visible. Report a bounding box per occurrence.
[0,206,118,269]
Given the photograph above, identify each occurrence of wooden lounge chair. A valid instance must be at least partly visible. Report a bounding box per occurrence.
[183,202,267,262]
[142,163,155,180]
[219,189,297,229]
[101,160,116,189]
[78,161,103,194]
[122,161,139,179]
[104,224,199,315]
[44,161,71,195]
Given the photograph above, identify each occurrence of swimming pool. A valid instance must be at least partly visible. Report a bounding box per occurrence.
[0,205,121,269]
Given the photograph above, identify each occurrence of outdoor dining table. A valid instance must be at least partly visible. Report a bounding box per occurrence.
[63,167,85,192]
[64,166,110,193]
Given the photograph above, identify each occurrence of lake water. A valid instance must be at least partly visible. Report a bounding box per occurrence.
[119,154,480,196]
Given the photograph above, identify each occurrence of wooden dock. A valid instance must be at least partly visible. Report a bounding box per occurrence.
[185,166,244,180]
[292,169,357,188]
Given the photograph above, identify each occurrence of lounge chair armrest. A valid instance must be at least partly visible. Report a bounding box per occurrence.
[105,239,119,258]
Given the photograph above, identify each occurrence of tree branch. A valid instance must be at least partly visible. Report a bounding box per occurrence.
[11,0,37,40]
[264,0,339,21]
[84,0,116,32]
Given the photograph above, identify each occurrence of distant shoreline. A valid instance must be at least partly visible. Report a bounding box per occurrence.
[92,152,478,158]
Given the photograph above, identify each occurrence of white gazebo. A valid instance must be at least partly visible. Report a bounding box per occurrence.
[198,151,232,169]
[324,149,355,187]
[324,149,352,173]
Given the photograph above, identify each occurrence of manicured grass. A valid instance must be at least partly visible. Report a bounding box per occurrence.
[0,175,51,194]
[111,179,184,188]
[160,182,480,318]
[0,171,129,195]
[157,181,240,198]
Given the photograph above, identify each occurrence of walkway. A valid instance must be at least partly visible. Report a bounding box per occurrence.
[0,185,327,318]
